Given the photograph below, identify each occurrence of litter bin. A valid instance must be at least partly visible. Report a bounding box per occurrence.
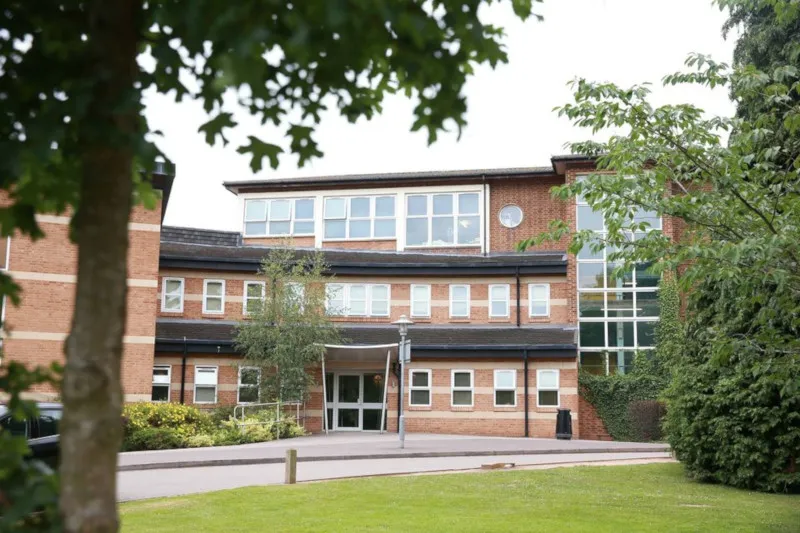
[556,408,573,440]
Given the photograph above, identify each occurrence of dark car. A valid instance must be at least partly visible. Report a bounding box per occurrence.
[0,402,62,468]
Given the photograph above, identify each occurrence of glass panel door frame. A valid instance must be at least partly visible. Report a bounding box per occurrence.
[335,373,362,431]
[332,371,387,432]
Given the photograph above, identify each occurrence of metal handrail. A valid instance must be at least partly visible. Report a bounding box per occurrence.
[233,400,303,441]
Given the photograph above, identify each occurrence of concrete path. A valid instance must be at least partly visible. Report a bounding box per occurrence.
[118,451,674,501]
[119,433,669,471]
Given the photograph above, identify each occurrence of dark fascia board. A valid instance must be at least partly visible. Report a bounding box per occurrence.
[411,348,577,359]
[223,168,558,194]
[159,256,567,276]
[156,338,577,358]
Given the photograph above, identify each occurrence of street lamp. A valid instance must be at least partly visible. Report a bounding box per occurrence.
[393,314,413,448]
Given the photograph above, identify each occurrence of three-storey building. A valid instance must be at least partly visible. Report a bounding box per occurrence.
[3,155,668,439]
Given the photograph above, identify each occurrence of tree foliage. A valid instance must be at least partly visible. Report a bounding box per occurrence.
[235,248,341,403]
[2,1,540,530]
[520,0,800,492]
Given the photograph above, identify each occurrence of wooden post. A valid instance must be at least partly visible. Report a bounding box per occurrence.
[285,449,297,484]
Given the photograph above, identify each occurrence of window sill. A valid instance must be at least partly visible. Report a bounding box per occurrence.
[323,238,396,242]
[405,245,481,249]
[493,406,518,411]
[408,405,432,411]
[488,318,511,323]
[450,406,474,412]
[448,318,471,323]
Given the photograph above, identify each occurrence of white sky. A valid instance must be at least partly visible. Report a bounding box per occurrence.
[146,0,737,231]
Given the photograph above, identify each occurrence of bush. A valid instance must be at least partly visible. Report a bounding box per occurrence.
[664,276,800,493]
[123,402,212,438]
[123,427,186,451]
[185,434,215,448]
[209,405,236,426]
[627,400,666,442]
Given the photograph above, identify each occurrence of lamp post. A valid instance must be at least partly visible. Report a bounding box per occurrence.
[393,314,413,449]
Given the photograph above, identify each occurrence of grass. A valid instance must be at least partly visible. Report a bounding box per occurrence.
[120,463,800,533]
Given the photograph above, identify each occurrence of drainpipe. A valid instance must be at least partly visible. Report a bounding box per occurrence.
[179,336,188,404]
[482,177,488,256]
[515,266,521,327]
[523,349,529,438]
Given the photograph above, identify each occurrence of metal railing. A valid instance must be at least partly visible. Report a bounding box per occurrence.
[233,400,304,441]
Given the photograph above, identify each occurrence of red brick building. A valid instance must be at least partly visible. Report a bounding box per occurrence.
[4,155,662,440]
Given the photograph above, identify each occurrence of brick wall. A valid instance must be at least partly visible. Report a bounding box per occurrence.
[3,200,164,401]
[489,177,569,253]
[578,394,612,441]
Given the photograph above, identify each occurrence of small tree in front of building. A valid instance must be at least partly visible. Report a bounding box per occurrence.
[235,248,340,404]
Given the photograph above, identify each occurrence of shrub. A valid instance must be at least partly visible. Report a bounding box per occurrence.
[185,434,215,448]
[123,402,212,438]
[209,405,236,425]
[627,400,666,442]
[122,427,186,451]
[664,276,800,493]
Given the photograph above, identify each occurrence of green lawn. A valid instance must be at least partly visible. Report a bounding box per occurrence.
[121,464,800,533]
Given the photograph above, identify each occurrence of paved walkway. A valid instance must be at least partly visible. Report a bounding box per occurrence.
[118,451,674,501]
[119,433,669,471]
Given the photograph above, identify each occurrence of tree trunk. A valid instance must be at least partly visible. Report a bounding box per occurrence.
[60,1,139,531]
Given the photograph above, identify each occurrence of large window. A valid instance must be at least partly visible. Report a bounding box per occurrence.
[151,365,170,402]
[325,283,390,317]
[409,369,431,406]
[576,175,661,375]
[244,198,315,237]
[238,367,261,404]
[451,370,473,407]
[406,192,480,247]
[194,366,218,404]
[161,278,184,313]
[324,196,395,240]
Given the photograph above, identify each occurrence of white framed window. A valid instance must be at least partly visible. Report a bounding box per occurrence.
[494,370,517,407]
[161,277,184,313]
[406,192,481,247]
[203,280,225,314]
[243,198,315,237]
[243,281,266,315]
[410,284,431,318]
[529,283,551,317]
[151,365,171,402]
[325,283,391,317]
[238,367,261,404]
[409,369,432,407]
[537,369,560,407]
[323,195,396,240]
[489,284,510,318]
[451,370,474,407]
[194,366,218,404]
[449,285,470,318]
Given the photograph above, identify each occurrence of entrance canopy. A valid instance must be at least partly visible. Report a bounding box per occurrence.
[320,343,399,435]
[323,343,398,363]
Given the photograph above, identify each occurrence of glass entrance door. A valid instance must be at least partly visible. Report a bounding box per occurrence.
[333,372,387,431]
[336,374,361,430]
